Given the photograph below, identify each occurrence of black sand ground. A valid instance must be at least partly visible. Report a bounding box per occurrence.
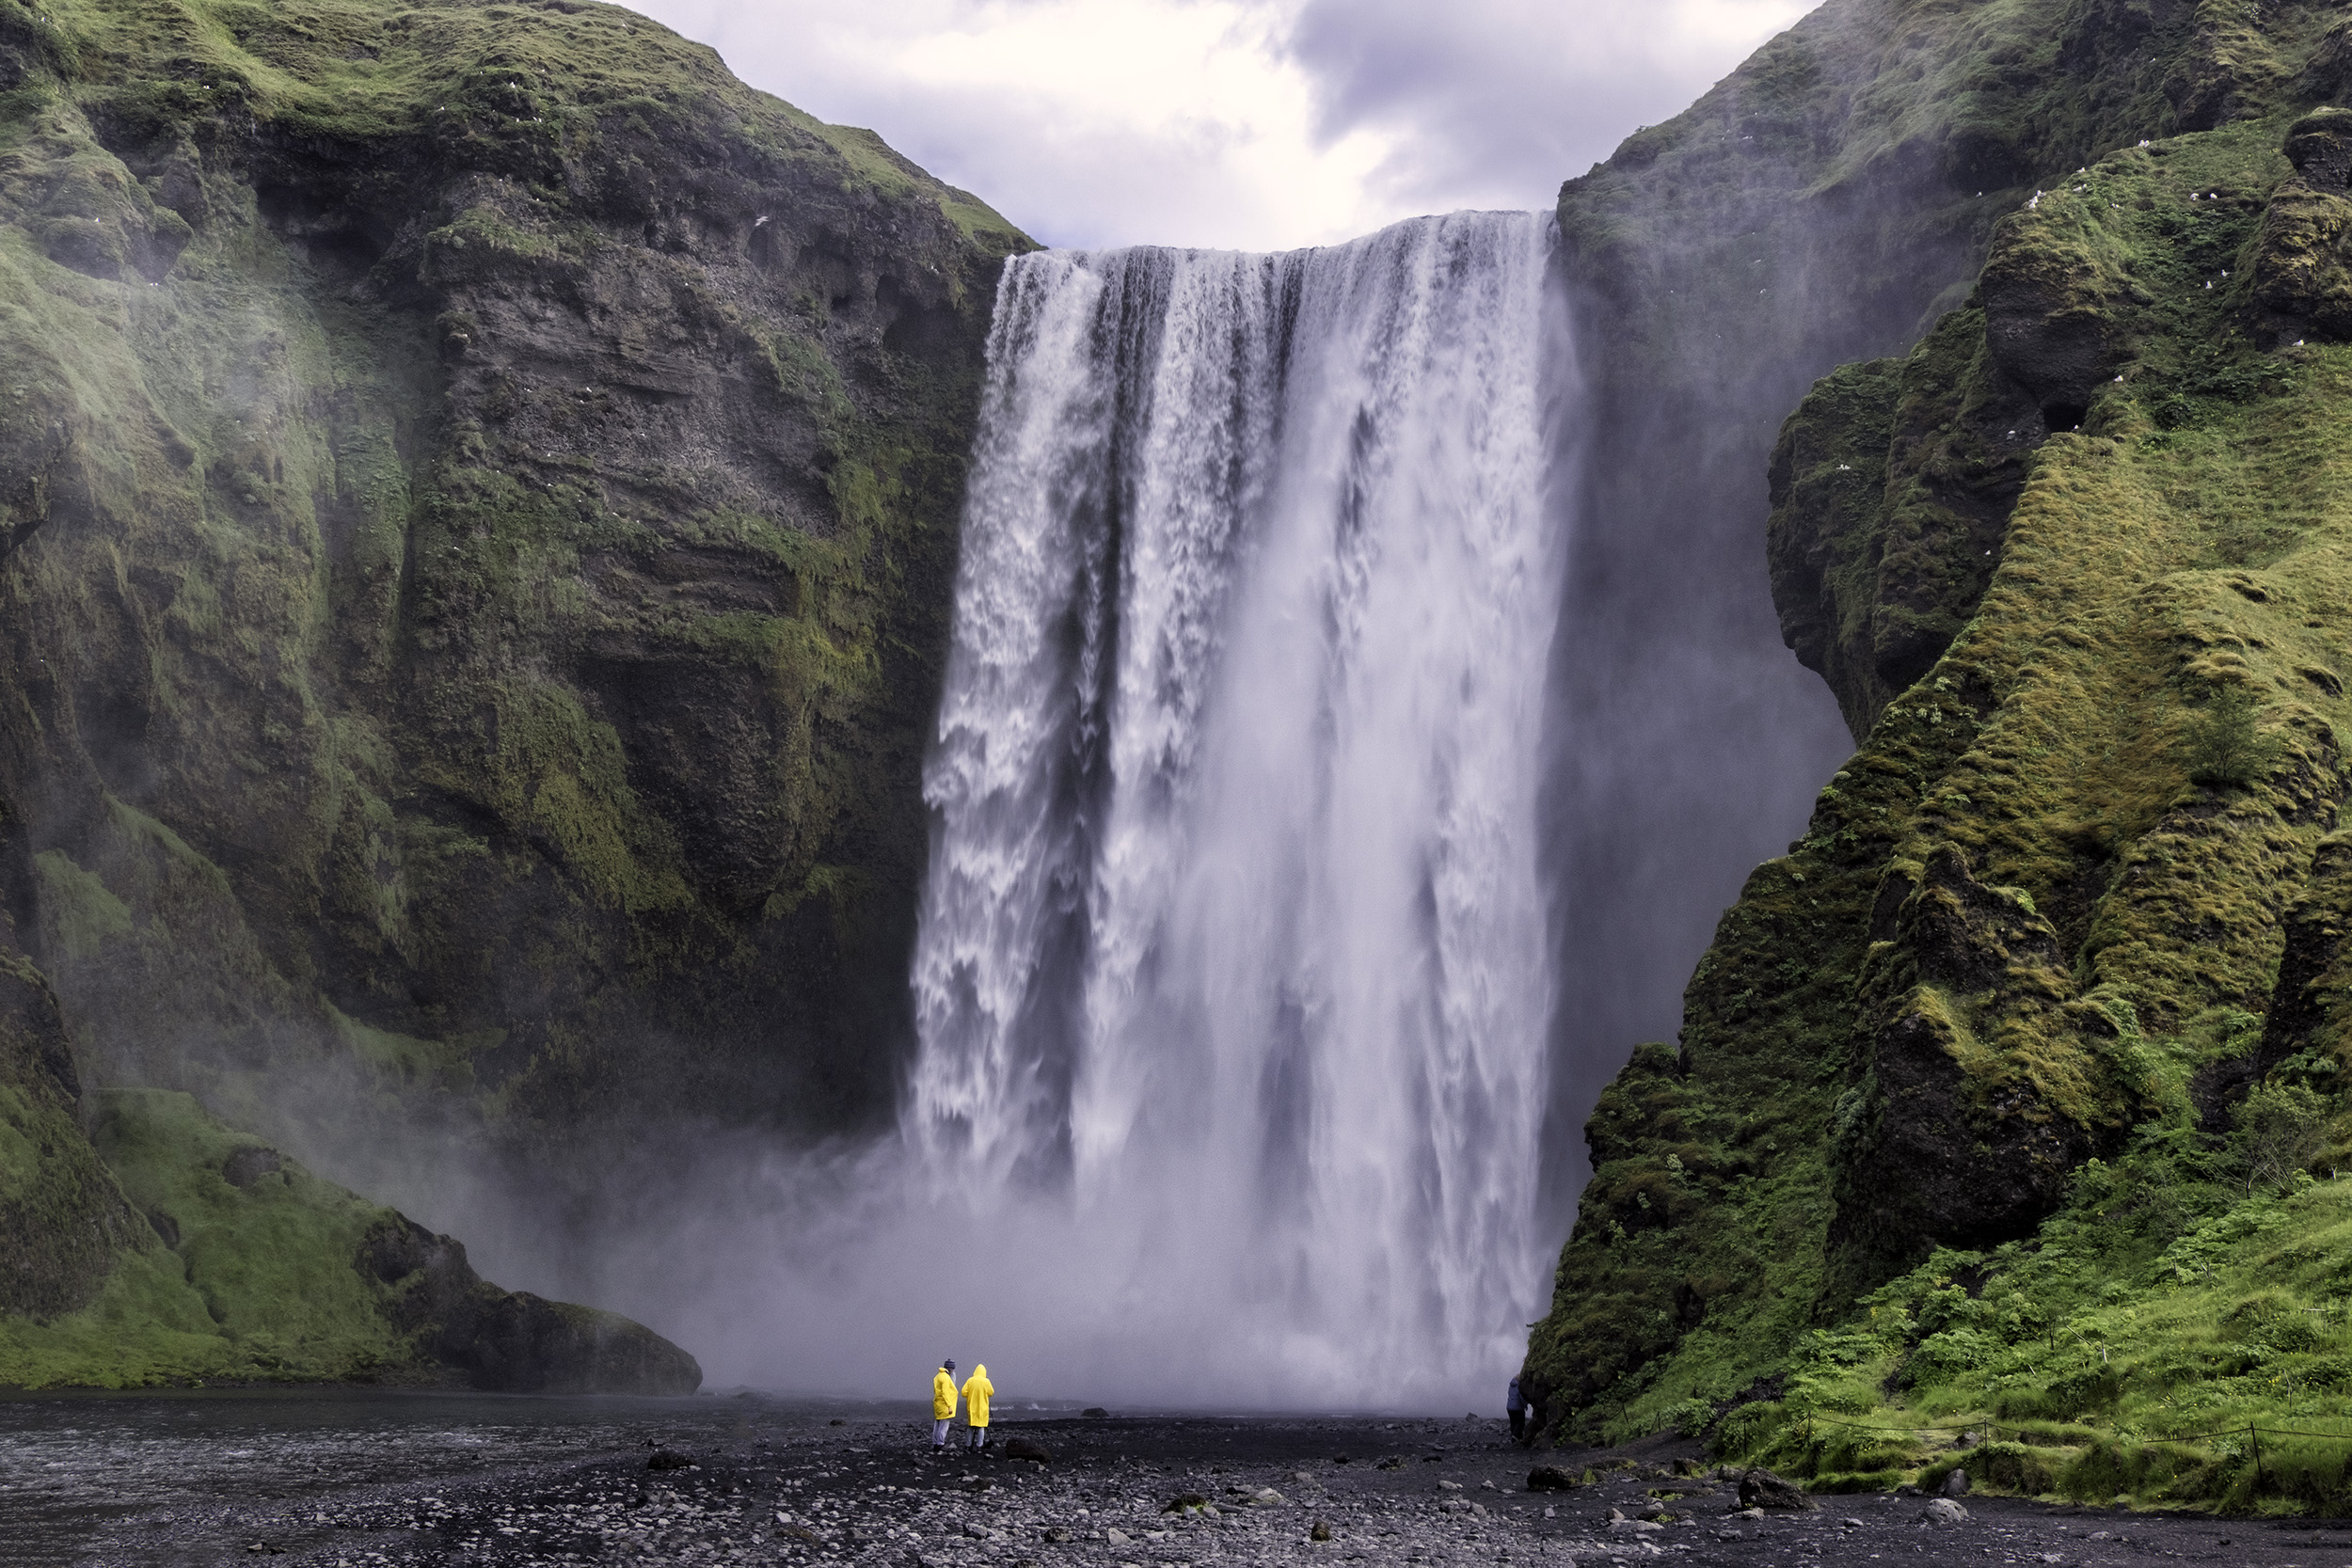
[22,1400,2352,1566]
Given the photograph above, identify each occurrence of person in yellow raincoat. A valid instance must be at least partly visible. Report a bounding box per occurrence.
[960,1363,994,1454]
[930,1359,959,1453]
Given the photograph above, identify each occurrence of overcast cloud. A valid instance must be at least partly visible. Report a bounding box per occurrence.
[616,0,1811,250]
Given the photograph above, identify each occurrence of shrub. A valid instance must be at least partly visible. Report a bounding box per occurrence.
[1963,1441,2057,1494]
[2234,1083,2328,1194]
[2184,683,2280,787]
[1710,1401,1787,1461]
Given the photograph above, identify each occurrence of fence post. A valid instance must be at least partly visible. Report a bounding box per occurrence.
[2251,1425,2265,1490]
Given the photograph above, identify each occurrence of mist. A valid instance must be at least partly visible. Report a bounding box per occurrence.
[309,212,1577,1415]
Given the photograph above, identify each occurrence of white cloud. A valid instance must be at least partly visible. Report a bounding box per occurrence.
[617,0,1813,250]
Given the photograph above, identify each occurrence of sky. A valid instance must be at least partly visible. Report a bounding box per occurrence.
[616,0,1815,251]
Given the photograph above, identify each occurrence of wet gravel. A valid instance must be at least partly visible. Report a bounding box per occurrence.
[7,1396,2352,1566]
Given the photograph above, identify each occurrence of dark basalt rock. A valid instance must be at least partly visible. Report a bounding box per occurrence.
[2253,112,2352,340]
[1824,847,2122,1294]
[359,1212,701,1395]
[1004,1437,1052,1463]
[220,1146,282,1188]
[1737,1468,1814,1512]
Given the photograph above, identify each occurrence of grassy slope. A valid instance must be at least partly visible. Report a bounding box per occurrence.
[1528,0,2352,1516]
[3,1085,699,1388]
[11,1089,475,1385]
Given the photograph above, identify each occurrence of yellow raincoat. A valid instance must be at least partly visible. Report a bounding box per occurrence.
[932,1367,958,1420]
[961,1365,994,1428]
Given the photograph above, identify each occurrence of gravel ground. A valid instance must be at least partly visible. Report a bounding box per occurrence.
[38,1404,2352,1566]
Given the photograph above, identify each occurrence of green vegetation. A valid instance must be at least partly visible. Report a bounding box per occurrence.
[5,1088,425,1386]
[1528,0,2352,1519]
[0,1086,695,1390]
[2186,683,2286,786]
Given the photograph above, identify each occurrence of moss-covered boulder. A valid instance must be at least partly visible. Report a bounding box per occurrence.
[2,1087,697,1390]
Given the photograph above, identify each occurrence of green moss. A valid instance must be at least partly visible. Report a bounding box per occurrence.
[1530,13,2352,1513]
[32,848,134,960]
[1,1088,408,1386]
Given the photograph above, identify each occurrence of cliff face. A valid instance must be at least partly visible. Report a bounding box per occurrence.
[0,0,1021,1383]
[1528,0,2352,1513]
[1536,0,2252,1224]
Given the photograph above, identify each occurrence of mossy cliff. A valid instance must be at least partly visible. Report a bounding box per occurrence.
[1529,0,2352,1514]
[1538,0,2318,1215]
[0,0,1022,1382]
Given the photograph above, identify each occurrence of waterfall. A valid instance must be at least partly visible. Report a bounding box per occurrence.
[906,210,1564,1402]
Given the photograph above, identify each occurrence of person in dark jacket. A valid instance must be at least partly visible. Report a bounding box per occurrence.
[1507,1376,1527,1443]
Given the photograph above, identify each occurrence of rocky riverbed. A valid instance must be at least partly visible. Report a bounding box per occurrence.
[9,1398,2351,1567]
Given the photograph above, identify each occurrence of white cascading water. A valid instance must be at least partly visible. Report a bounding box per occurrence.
[904,210,1565,1404]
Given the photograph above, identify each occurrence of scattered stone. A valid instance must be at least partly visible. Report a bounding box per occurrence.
[1044,1526,1073,1543]
[1105,1527,1132,1544]
[1082,1408,1109,1419]
[1918,1497,1969,1526]
[828,1418,847,1427]
[1527,1465,1582,1491]
[1941,1467,1971,1497]
[1376,1456,1406,1470]
[1311,1520,1333,1541]
[645,1449,694,1471]
[1438,1480,1464,1492]
[1005,1436,1052,1463]
[1164,1493,1210,1513]
[1737,1468,1814,1512]
[1841,1517,1864,1528]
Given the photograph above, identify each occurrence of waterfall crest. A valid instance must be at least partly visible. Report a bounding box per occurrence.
[905,211,1566,1397]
